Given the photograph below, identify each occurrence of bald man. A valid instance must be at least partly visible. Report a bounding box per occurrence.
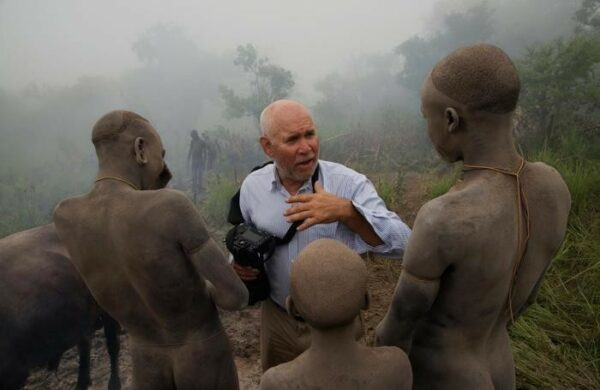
[375,44,571,389]
[233,99,411,370]
[54,111,248,389]
[260,239,412,390]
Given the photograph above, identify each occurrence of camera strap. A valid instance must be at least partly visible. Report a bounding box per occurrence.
[227,161,320,244]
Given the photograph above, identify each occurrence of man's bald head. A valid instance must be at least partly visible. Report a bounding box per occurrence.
[431,44,520,114]
[290,239,367,329]
[260,100,313,138]
[92,110,150,145]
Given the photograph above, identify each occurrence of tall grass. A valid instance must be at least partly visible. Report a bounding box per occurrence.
[425,164,461,200]
[512,148,600,389]
[200,174,238,229]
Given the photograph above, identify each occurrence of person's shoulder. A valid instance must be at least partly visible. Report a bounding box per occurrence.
[142,188,194,211]
[320,160,362,177]
[526,161,570,194]
[368,346,412,388]
[413,195,455,230]
[241,163,274,192]
[319,160,368,189]
[260,362,297,390]
[53,194,87,226]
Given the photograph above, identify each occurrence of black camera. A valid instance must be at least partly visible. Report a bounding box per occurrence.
[225,223,278,268]
[226,223,278,305]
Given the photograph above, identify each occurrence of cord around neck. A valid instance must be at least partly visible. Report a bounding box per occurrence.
[94,176,140,191]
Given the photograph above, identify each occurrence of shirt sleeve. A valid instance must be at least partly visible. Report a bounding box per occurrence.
[349,176,411,257]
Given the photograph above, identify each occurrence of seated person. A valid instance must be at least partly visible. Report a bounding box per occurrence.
[261,239,412,390]
[375,44,571,389]
[54,110,248,390]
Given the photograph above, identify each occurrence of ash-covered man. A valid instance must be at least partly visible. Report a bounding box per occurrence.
[233,99,411,371]
[375,44,570,389]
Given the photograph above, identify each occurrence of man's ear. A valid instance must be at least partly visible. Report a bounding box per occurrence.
[134,137,147,165]
[259,136,274,158]
[445,107,460,133]
[362,291,370,310]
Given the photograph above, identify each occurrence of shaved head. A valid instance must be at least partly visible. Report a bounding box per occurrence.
[431,44,520,114]
[260,99,313,138]
[290,239,367,328]
[91,110,149,145]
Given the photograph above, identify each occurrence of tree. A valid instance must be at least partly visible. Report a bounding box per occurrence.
[395,3,494,91]
[517,32,600,149]
[219,44,294,130]
[575,0,600,32]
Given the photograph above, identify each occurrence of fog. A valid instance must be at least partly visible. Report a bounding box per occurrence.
[0,0,439,95]
[0,0,583,234]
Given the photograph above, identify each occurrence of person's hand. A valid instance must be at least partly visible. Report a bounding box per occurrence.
[232,261,260,281]
[284,181,352,230]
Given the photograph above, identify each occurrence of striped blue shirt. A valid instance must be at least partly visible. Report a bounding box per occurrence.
[240,160,411,307]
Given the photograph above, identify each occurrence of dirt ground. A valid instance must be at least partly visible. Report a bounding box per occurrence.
[24,172,426,390]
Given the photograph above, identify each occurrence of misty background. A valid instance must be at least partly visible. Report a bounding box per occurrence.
[0,0,586,235]
[2,2,600,388]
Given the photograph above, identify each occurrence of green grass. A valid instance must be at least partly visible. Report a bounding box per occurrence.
[200,174,238,229]
[425,164,461,200]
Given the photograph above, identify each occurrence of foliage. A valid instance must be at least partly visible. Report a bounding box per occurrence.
[425,164,461,200]
[517,32,600,150]
[373,172,404,211]
[219,44,294,129]
[575,0,600,32]
[395,3,494,91]
[200,174,238,229]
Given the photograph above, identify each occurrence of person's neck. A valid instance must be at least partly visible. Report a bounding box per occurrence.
[460,124,521,172]
[307,320,361,357]
[276,169,306,195]
[95,166,142,191]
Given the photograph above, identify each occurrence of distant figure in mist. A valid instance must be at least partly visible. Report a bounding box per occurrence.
[187,129,207,201]
[375,44,571,389]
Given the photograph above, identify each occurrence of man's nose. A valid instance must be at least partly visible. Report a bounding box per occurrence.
[297,138,312,154]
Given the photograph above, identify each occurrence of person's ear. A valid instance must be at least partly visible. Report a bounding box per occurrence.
[286,296,303,320]
[445,107,460,133]
[260,136,274,158]
[134,137,147,165]
[362,292,370,310]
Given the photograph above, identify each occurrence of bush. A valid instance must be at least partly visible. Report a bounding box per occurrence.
[200,174,238,229]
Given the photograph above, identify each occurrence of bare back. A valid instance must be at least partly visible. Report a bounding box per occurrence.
[54,187,221,344]
[405,161,570,387]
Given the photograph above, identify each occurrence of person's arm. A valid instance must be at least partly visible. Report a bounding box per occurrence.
[169,191,248,310]
[285,177,411,254]
[375,204,447,352]
[186,237,248,310]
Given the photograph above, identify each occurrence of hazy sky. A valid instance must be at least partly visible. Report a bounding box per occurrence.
[0,0,438,93]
